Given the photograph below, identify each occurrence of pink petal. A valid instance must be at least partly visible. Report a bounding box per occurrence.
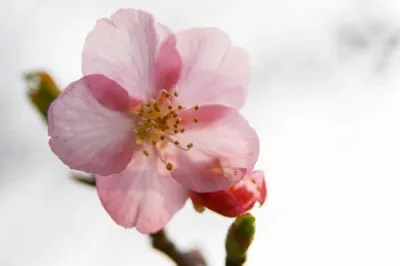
[249,170,267,205]
[167,105,259,192]
[174,28,249,109]
[96,150,188,233]
[84,74,131,111]
[48,75,135,176]
[82,9,174,100]
[155,35,182,91]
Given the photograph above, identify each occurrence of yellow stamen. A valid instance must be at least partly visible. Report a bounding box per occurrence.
[133,90,197,153]
[166,163,173,171]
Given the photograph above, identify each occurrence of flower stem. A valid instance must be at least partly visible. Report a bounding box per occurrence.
[150,229,207,266]
[225,256,247,266]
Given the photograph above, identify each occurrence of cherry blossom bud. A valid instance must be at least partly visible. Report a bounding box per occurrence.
[191,171,266,217]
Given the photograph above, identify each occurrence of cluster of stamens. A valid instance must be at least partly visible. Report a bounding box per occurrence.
[133,89,200,171]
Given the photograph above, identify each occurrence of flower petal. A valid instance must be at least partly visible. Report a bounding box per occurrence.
[96,150,188,233]
[82,9,172,100]
[175,28,249,109]
[48,75,135,175]
[249,170,267,205]
[167,105,259,192]
[84,74,132,112]
[190,170,267,217]
[155,35,182,91]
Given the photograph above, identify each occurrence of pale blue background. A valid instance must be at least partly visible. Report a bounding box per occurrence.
[1,0,400,265]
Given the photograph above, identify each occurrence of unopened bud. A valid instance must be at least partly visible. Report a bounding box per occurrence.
[25,71,60,122]
[190,171,266,217]
[225,213,256,265]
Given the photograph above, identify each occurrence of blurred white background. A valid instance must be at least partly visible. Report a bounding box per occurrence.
[1,0,400,265]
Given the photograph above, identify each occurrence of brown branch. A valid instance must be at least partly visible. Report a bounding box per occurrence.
[150,229,207,266]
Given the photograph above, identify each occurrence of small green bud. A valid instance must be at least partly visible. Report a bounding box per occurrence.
[25,71,60,122]
[225,213,256,266]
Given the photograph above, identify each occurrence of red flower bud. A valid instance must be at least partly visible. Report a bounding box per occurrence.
[191,171,267,217]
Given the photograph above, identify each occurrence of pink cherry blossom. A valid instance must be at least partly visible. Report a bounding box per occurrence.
[191,171,266,217]
[48,9,259,233]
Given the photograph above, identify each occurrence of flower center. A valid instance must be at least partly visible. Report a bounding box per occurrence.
[132,89,200,171]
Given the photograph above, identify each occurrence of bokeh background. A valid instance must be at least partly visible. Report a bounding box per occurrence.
[1,0,400,265]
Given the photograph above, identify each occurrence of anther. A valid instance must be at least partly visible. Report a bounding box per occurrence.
[194,118,199,123]
[143,150,149,156]
[174,91,179,97]
[187,143,193,149]
[152,141,157,146]
[168,105,173,110]
[166,163,173,171]
[180,129,185,133]
[194,105,200,110]
[160,136,165,141]
[174,141,180,145]
[174,129,179,134]
[178,105,183,110]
